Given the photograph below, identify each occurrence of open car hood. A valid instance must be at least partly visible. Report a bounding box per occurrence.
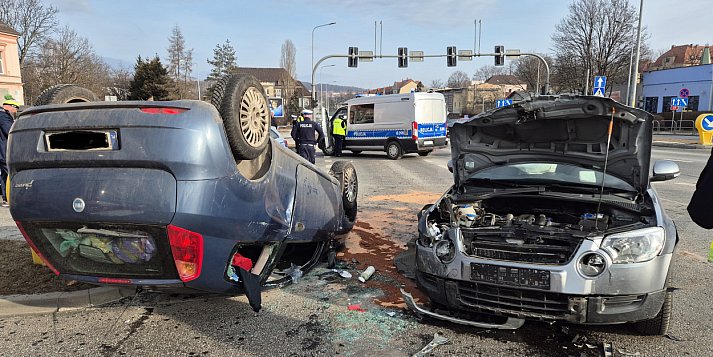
[449,95,653,192]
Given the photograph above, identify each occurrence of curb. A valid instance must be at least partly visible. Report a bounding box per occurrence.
[652,141,711,150]
[0,286,135,317]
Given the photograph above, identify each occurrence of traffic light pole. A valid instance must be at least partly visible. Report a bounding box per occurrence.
[310,51,551,107]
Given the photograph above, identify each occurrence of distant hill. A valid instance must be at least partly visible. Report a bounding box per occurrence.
[300,82,365,94]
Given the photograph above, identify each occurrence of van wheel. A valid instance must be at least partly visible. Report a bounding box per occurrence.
[211,74,271,160]
[418,151,432,157]
[329,161,358,234]
[321,136,335,156]
[386,141,403,160]
[35,84,97,105]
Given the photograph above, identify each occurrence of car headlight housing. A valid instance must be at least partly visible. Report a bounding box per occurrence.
[601,227,665,263]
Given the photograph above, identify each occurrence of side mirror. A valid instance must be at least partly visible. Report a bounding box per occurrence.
[447,159,453,173]
[651,160,680,182]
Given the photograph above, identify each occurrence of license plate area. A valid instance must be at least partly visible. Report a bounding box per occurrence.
[45,129,118,151]
[470,263,550,290]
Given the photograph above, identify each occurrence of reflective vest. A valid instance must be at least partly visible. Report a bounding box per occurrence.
[332,118,346,136]
[297,115,305,122]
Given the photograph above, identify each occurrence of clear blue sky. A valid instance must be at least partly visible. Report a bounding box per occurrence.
[55,0,712,89]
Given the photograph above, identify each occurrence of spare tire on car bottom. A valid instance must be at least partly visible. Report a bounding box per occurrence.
[35,84,98,105]
[329,161,358,234]
[211,74,271,160]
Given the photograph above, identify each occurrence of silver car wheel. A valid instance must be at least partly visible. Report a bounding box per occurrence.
[240,87,269,148]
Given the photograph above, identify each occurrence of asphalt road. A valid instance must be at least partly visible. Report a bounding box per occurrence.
[0,146,711,357]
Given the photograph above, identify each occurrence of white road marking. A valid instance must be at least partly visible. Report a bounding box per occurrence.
[674,182,697,186]
[668,159,694,163]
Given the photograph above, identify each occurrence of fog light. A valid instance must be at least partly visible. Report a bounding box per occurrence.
[434,239,455,263]
[578,252,606,277]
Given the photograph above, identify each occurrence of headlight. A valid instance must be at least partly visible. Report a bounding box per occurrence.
[434,239,455,263]
[601,227,665,263]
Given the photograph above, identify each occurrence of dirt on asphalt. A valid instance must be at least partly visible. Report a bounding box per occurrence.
[0,240,93,295]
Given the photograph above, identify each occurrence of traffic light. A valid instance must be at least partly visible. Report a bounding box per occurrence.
[348,47,358,68]
[447,46,456,67]
[398,47,408,68]
[494,45,505,66]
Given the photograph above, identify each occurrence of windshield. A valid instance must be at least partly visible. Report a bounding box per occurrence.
[469,163,635,191]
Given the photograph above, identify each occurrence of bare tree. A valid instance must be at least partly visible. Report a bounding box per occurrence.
[551,0,649,93]
[166,25,185,98]
[513,54,554,94]
[22,26,110,103]
[430,79,444,89]
[447,71,470,88]
[280,39,297,79]
[181,48,195,98]
[472,65,507,81]
[0,0,58,64]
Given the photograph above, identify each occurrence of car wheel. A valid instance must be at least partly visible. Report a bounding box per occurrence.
[211,74,271,160]
[351,150,362,155]
[329,161,358,234]
[634,288,673,335]
[386,141,403,160]
[35,84,97,105]
[418,150,432,157]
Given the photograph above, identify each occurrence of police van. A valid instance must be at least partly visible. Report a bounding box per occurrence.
[322,92,448,159]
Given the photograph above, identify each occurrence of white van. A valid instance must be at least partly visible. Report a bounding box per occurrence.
[322,93,448,159]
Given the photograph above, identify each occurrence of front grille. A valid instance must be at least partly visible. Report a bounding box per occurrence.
[457,280,571,319]
[463,229,582,265]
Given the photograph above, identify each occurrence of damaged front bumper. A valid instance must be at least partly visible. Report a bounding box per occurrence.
[412,236,672,325]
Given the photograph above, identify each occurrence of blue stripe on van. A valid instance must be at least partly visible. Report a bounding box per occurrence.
[346,129,412,139]
[417,122,447,138]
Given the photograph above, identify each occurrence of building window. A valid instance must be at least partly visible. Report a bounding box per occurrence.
[349,104,374,124]
[644,97,659,113]
[275,88,282,98]
[662,96,676,112]
[0,51,4,74]
[687,96,700,111]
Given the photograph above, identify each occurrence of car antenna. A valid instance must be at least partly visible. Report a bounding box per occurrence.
[595,106,615,231]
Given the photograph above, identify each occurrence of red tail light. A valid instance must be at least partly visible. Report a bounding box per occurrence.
[412,121,419,141]
[140,107,188,115]
[15,221,59,276]
[167,225,203,282]
[98,277,132,284]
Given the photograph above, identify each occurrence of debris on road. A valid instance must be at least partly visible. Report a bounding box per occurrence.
[413,333,449,357]
[358,266,375,282]
[284,264,303,284]
[348,304,366,312]
[332,269,352,279]
[603,341,614,357]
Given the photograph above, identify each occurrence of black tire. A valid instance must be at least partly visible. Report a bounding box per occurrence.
[418,151,432,157]
[386,141,403,160]
[634,289,673,335]
[211,74,271,160]
[329,161,358,234]
[321,136,335,156]
[35,84,97,105]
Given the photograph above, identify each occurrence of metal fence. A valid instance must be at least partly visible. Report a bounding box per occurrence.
[653,120,698,135]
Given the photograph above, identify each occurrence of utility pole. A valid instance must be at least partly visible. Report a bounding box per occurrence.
[629,0,644,107]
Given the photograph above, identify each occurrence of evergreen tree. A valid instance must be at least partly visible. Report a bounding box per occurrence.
[207,39,238,81]
[129,55,172,100]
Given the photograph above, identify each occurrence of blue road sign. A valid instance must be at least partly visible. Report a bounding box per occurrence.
[496,99,512,108]
[594,76,606,89]
[671,97,688,107]
[593,87,605,97]
[702,115,713,132]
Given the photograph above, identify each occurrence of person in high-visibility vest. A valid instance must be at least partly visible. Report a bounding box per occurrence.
[332,114,347,157]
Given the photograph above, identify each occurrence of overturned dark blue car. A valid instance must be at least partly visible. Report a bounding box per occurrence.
[8,75,358,294]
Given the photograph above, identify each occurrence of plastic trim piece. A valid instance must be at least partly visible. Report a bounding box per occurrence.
[400,288,526,330]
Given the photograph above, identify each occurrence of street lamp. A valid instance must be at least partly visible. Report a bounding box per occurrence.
[312,22,336,105]
[319,64,335,111]
[629,0,644,107]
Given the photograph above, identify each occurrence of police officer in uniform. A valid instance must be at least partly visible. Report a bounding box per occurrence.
[291,109,324,164]
[332,114,347,157]
[0,100,18,206]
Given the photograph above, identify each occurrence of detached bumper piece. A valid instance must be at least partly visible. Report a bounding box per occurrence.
[400,288,525,330]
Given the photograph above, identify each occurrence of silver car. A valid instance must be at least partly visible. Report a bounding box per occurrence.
[403,95,679,335]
